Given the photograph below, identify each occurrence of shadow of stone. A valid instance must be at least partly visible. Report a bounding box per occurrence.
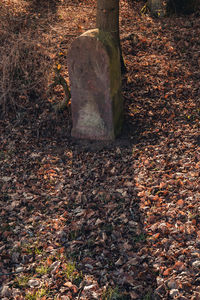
[61,152,157,299]
[195,135,200,146]
[26,0,60,15]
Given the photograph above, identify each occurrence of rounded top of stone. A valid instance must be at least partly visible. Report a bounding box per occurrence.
[79,29,115,46]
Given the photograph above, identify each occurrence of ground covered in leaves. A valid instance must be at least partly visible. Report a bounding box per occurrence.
[0,0,200,299]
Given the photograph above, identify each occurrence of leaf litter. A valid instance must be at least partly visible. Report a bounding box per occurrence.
[0,0,200,299]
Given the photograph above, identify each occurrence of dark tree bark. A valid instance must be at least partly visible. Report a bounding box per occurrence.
[96,0,126,73]
[96,0,120,47]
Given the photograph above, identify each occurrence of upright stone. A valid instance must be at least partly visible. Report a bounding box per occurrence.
[68,29,123,140]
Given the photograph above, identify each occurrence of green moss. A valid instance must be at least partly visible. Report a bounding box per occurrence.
[25,287,49,299]
[35,265,49,275]
[112,92,123,137]
[102,286,129,300]
[23,241,43,255]
[97,30,123,137]
[15,275,30,288]
[62,261,83,283]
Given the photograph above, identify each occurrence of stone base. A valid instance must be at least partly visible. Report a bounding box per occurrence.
[147,0,167,17]
[68,29,123,140]
[147,0,199,17]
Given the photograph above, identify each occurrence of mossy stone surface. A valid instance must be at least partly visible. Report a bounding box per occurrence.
[68,29,123,140]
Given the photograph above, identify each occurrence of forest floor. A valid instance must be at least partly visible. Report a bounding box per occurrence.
[0,0,200,299]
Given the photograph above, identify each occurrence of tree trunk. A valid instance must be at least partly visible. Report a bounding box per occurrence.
[96,0,126,73]
[96,0,120,47]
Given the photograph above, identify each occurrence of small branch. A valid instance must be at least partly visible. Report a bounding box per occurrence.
[77,281,87,300]
[47,67,71,112]
[0,269,29,276]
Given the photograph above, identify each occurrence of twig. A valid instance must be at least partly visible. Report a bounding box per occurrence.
[0,269,29,276]
[77,281,87,300]
[47,67,71,112]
